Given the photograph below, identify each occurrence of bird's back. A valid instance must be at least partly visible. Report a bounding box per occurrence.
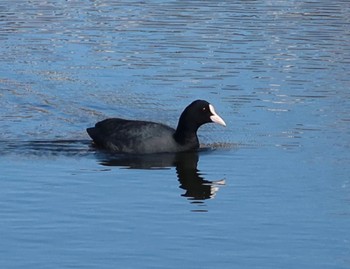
[87,118,196,154]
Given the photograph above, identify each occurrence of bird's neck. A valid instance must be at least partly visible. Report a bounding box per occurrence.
[174,116,199,145]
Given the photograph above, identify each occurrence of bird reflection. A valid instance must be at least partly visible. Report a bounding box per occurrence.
[98,150,225,201]
[0,139,225,201]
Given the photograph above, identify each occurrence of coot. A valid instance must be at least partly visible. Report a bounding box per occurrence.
[87,100,226,154]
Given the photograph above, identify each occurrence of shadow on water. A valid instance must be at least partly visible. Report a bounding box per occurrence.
[0,140,226,202]
[97,150,225,201]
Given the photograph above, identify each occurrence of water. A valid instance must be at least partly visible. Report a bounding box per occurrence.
[1,0,350,268]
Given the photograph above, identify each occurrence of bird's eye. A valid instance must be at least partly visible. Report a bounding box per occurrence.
[202,107,206,111]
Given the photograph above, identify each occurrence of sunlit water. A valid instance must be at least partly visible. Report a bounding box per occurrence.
[1,1,350,268]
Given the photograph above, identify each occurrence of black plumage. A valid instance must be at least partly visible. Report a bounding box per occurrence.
[87,100,226,154]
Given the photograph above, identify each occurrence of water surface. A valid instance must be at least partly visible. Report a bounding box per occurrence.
[1,1,350,268]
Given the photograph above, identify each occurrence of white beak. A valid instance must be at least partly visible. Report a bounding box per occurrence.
[209,104,226,127]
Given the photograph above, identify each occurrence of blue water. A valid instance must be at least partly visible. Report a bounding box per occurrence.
[1,1,350,268]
